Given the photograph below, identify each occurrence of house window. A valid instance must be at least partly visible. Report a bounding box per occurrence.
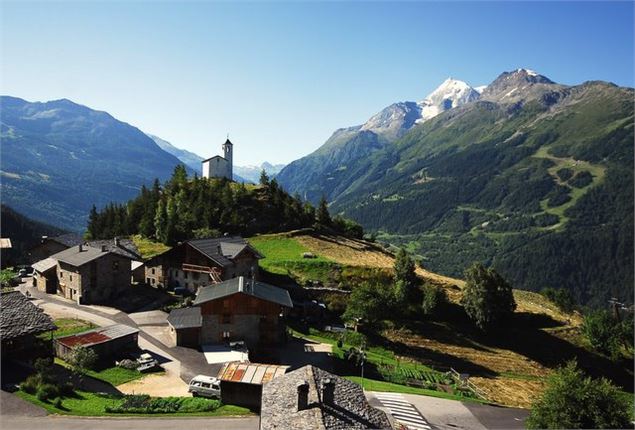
[151,278,156,285]
[222,314,231,324]
[69,275,73,282]
[60,271,63,278]
[146,277,151,284]
[151,268,155,275]
[222,331,230,340]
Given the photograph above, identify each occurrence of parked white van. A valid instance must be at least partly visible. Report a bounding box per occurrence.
[188,375,221,399]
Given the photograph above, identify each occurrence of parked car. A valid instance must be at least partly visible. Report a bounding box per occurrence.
[188,375,221,399]
[136,352,161,373]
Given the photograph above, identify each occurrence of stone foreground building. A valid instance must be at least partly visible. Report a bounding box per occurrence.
[260,365,392,430]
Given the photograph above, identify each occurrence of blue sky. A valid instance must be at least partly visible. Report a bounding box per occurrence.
[2,1,633,166]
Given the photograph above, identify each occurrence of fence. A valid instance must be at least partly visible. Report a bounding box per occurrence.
[449,367,488,400]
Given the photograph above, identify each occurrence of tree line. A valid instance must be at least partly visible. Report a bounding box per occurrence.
[86,165,363,245]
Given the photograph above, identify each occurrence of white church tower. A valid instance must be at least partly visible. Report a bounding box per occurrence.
[222,138,233,179]
[201,138,234,180]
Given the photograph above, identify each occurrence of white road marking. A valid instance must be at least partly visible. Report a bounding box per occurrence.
[373,392,433,430]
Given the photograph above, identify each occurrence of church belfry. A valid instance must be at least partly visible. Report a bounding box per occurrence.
[223,139,233,179]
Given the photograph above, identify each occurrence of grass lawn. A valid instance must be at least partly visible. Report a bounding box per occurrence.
[131,234,171,259]
[41,318,97,339]
[248,234,336,280]
[15,390,251,417]
[345,376,488,404]
[54,358,144,386]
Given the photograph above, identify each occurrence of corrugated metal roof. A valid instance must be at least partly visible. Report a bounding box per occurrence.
[56,324,138,348]
[32,257,57,273]
[167,307,202,329]
[193,277,293,308]
[217,362,289,385]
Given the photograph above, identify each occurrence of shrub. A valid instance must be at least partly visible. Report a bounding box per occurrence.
[21,374,41,395]
[106,394,221,414]
[420,283,448,316]
[340,330,367,348]
[526,361,631,429]
[54,398,63,409]
[117,359,139,370]
[67,346,98,375]
[36,383,59,402]
[59,381,75,397]
[582,310,621,357]
[540,287,576,313]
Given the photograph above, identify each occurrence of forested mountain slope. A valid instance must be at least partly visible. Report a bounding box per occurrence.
[0,96,192,231]
[280,70,634,307]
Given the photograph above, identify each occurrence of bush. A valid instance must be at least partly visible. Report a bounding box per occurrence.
[526,361,631,429]
[21,374,41,395]
[420,283,447,316]
[106,394,221,414]
[582,310,621,357]
[59,381,75,397]
[339,330,367,348]
[54,398,63,409]
[540,287,576,313]
[117,359,139,370]
[36,383,59,402]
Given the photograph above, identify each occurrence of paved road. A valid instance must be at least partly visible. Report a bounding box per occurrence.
[0,415,259,430]
[367,391,528,430]
[18,283,219,384]
[373,391,433,430]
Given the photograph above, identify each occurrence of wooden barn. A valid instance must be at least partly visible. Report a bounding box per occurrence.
[217,362,288,410]
[55,324,139,361]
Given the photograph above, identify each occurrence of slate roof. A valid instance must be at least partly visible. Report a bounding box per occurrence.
[202,154,228,163]
[193,277,293,308]
[47,233,84,247]
[56,324,138,348]
[0,291,56,340]
[50,245,109,267]
[86,239,141,260]
[167,307,202,329]
[50,242,136,268]
[32,257,57,273]
[187,237,263,268]
[260,365,392,430]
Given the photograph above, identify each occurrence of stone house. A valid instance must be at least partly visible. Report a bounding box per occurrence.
[167,276,292,349]
[28,233,83,263]
[144,236,262,293]
[1,291,56,359]
[32,243,133,305]
[260,365,392,430]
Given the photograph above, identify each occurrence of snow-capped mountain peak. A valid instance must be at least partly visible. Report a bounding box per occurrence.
[416,78,480,122]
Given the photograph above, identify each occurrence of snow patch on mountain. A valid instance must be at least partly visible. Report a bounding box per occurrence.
[416,78,480,123]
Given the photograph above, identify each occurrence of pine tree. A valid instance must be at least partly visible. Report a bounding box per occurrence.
[393,248,418,304]
[154,199,167,242]
[316,196,332,227]
[259,169,270,186]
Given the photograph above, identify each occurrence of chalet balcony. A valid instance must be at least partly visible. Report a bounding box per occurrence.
[182,263,213,273]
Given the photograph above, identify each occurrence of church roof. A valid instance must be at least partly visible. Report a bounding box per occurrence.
[201,155,228,163]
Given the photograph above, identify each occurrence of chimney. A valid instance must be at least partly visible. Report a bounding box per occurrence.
[297,381,309,411]
[101,245,107,252]
[114,237,120,247]
[321,378,335,405]
[78,244,83,252]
